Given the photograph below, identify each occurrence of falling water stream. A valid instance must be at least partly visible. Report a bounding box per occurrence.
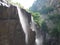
[17,6,43,45]
[17,6,30,44]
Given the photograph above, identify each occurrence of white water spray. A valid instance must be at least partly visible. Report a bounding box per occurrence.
[17,6,30,44]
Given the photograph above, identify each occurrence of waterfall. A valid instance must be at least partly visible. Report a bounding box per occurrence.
[17,6,30,44]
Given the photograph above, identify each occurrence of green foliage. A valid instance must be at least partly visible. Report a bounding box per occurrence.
[30,11,44,27]
[30,0,60,44]
[41,21,48,33]
[30,0,60,38]
[48,13,60,37]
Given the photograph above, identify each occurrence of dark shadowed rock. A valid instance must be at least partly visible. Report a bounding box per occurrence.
[28,30,36,45]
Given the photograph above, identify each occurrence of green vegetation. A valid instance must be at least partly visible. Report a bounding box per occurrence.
[30,0,60,44]
[48,14,60,37]
[30,11,44,27]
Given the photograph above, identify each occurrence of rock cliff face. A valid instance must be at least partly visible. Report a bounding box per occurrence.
[0,1,25,45]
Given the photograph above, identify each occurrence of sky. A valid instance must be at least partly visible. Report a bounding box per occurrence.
[12,0,35,9]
